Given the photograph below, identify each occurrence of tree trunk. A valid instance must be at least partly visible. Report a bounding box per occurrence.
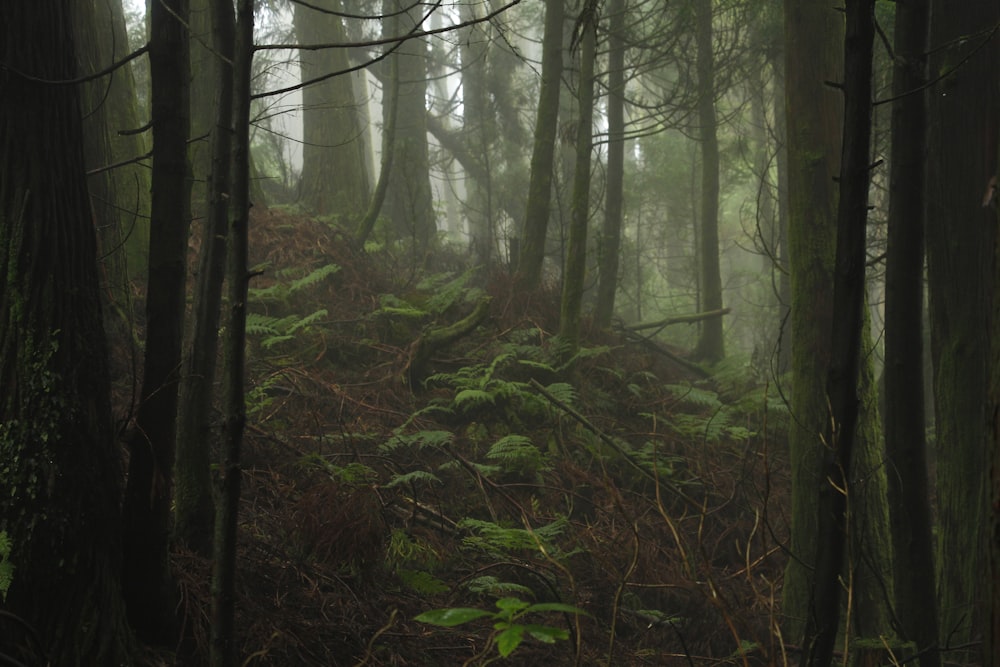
[211,1,252,664]
[0,3,133,663]
[293,0,371,219]
[780,0,844,644]
[384,0,436,258]
[803,1,875,663]
[927,2,1000,659]
[692,0,724,363]
[174,0,237,556]
[121,0,191,643]
[884,0,940,662]
[594,0,625,329]
[517,0,565,289]
[558,13,596,354]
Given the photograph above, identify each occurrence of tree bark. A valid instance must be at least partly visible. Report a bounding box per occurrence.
[293,0,371,219]
[211,1,252,664]
[884,0,940,662]
[595,0,625,329]
[517,0,565,289]
[0,3,132,663]
[121,0,191,643]
[558,13,596,354]
[780,0,843,644]
[692,0,724,363]
[927,3,1000,659]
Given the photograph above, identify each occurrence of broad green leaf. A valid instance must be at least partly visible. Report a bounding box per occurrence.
[496,625,526,657]
[524,624,569,643]
[525,602,591,616]
[414,607,493,627]
[495,597,531,614]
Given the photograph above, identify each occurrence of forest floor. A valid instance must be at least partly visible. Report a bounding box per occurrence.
[119,208,793,666]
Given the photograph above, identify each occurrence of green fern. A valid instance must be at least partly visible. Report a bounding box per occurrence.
[664,383,722,410]
[289,263,340,295]
[465,575,535,598]
[379,429,455,454]
[249,262,340,303]
[487,435,547,475]
[385,469,443,489]
[459,517,568,559]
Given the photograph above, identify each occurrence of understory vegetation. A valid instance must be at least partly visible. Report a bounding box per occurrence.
[131,209,793,665]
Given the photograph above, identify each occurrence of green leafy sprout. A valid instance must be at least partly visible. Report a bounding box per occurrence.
[415,596,590,659]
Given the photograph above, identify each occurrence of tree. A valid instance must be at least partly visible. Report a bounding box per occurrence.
[383,0,436,256]
[884,0,940,662]
[594,0,625,329]
[692,0,724,363]
[517,0,565,289]
[293,0,371,219]
[926,2,1000,657]
[558,9,596,353]
[779,0,844,643]
[803,0,875,661]
[0,2,132,663]
[121,0,192,642]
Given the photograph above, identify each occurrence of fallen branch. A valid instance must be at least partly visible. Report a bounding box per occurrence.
[405,296,492,386]
[624,307,731,332]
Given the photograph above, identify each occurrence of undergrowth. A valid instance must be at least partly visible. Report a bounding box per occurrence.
[158,210,792,666]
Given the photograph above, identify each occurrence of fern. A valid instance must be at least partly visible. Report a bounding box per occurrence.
[385,469,443,489]
[664,383,722,410]
[487,435,546,475]
[459,517,568,559]
[249,262,340,303]
[465,575,535,598]
[419,268,484,314]
[289,263,340,295]
[453,388,495,410]
[379,429,455,454]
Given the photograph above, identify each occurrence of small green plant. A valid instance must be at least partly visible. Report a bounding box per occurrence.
[415,596,589,661]
[0,530,13,600]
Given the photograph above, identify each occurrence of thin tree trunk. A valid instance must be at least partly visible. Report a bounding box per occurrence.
[210,1,252,664]
[884,0,940,662]
[558,13,596,353]
[517,0,565,289]
[693,0,724,363]
[175,0,237,556]
[804,0,875,662]
[595,0,625,329]
[122,0,191,643]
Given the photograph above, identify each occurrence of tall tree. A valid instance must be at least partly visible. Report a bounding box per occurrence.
[293,0,371,219]
[803,0,875,661]
[926,2,1000,657]
[121,0,192,642]
[692,0,724,363]
[558,10,596,353]
[517,0,565,289]
[174,0,238,555]
[594,0,625,329]
[780,0,844,643]
[884,0,940,662]
[0,2,132,663]
[384,0,436,256]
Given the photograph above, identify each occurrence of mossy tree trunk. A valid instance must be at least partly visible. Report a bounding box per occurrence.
[557,12,596,354]
[293,0,371,220]
[517,0,565,290]
[692,0,724,364]
[594,0,625,330]
[121,0,192,643]
[780,0,844,642]
[0,3,133,663]
[884,0,940,662]
[384,0,436,258]
[926,1,1000,659]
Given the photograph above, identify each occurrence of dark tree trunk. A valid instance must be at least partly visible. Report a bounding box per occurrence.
[558,13,596,353]
[804,0,875,663]
[692,0,724,363]
[0,3,132,663]
[884,0,940,663]
[927,2,1000,659]
[595,0,625,329]
[175,0,237,556]
[210,0,253,663]
[121,0,192,643]
[517,0,565,289]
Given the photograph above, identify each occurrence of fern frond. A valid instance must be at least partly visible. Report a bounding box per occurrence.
[542,382,577,407]
[288,263,340,295]
[287,308,328,333]
[379,429,455,453]
[464,575,535,598]
[453,389,495,410]
[385,470,443,489]
[486,435,545,473]
[246,312,282,337]
[664,383,722,409]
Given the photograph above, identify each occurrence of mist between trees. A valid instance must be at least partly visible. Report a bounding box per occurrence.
[2,0,999,665]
